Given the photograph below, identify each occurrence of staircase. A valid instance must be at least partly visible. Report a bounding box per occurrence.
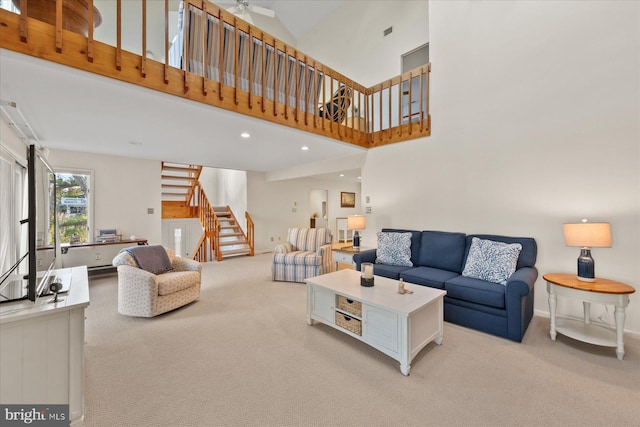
[161,162,254,261]
[161,162,202,218]
[211,206,253,261]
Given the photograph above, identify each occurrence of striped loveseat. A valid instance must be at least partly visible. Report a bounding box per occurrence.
[272,228,334,283]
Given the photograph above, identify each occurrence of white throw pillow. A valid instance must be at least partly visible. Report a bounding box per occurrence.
[376,232,413,267]
[462,237,522,285]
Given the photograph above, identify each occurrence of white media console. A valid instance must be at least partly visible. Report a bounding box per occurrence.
[0,266,89,425]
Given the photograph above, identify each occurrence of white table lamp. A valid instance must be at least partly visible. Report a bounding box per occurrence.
[563,220,611,282]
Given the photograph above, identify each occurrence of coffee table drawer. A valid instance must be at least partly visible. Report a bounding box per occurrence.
[337,295,362,317]
[336,312,362,336]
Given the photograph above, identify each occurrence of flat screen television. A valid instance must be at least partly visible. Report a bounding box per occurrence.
[0,144,56,303]
[29,144,57,300]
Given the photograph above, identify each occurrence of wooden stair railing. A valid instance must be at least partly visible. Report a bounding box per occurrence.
[211,205,252,261]
[189,181,253,262]
[245,212,255,256]
[0,2,430,150]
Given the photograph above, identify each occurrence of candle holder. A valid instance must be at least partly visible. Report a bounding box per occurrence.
[361,262,374,287]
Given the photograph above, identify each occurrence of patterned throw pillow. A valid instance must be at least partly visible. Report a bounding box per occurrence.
[376,232,413,267]
[462,237,522,285]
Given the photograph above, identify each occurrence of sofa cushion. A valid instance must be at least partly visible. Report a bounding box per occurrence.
[400,266,459,290]
[157,271,200,296]
[381,229,422,266]
[372,263,413,280]
[273,251,322,266]
[466,234,537,270]
[376,232,413,267]
[445,275,506,309]
[462,237,522,285]
[417,231,467,272]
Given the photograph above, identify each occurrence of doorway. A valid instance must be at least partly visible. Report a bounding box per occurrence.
[309,189,328,229]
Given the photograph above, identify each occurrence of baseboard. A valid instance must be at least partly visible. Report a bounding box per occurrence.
[533,309,640,340]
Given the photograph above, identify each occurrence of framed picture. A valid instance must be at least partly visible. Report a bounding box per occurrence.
[340,192,356,208]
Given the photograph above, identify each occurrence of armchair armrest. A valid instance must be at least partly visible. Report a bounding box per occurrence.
[352,249,377,271]
[317,243,334,272]
[317,243,332,258]
[116,265,159,296]
[173,257,202,273]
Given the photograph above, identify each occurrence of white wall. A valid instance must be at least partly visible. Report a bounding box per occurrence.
[247,172,361,253]
[47,149,162,245]
[297,1,429,85]
[199,167,248,231]
[357,1,640,334]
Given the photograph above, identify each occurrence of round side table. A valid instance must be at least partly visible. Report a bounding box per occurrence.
[544,273,635,360]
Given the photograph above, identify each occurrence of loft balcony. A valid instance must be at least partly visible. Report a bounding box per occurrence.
[0,0,430,149]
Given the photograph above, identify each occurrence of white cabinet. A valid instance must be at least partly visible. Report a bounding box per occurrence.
[310,286,335,324]
[363,305,400,353]
[61,239,148,272]
[0,266,89,426]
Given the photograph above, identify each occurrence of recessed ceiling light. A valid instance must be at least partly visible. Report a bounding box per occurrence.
[128,141,143,146]
[240,132,250,138]
[301,146,309,151]
[357,176,362,179]
[340,174,345,177]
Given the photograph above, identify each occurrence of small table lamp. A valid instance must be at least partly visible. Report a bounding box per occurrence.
[347,215,366,249]
[563,220,611,282]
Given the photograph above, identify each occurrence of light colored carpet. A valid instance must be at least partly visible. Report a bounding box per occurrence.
[84,254,640,427]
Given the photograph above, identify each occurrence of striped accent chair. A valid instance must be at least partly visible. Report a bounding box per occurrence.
[272,228,334,283]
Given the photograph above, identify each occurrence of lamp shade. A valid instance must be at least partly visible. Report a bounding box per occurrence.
[347,215,366,230]
[563,222,611,248]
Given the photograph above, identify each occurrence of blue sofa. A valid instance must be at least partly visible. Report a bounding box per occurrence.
[352,229,538,342]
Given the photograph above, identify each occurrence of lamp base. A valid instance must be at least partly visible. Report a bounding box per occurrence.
[353,231,360,249]
[576,248,595,282]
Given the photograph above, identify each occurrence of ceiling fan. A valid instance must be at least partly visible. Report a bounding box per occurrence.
[220,1,276,25]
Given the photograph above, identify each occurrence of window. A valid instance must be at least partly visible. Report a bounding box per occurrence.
[56,170,93,244]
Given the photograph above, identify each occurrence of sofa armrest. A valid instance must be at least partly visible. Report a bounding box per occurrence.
[352,249,377,271]
[172,257,202,273]
[506,266,538,297]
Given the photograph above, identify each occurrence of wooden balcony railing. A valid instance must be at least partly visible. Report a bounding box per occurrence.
[0,0,430,148]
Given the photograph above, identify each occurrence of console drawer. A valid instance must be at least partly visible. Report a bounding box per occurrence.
[336,295,362,317]
[336,312,362,336]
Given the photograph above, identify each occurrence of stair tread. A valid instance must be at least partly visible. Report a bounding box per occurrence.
[220,248,251,256]
[219,241,248,247]
[161,175,196,181]
[162,184,191,188]
[162,165,200,172]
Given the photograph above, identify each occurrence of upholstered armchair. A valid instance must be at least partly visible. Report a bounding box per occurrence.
[272,228,334,283]
[112,245,202,317]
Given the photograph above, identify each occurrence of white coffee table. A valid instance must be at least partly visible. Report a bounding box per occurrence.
[306,269,446,375]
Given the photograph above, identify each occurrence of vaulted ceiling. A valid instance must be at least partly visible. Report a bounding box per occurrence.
[0,0,364,181]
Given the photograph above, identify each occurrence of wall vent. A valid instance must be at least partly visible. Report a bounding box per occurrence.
[383,27,393,37]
